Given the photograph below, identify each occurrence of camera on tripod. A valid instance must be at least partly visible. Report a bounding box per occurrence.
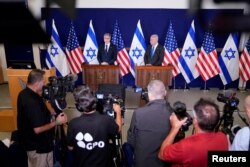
[96,93,125,118]
[216,91,240,142]
[217,92,239,109]
[42,75,76,113]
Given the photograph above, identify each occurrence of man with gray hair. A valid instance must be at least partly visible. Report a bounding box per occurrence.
[127,80,172,167]
[144,34,164,66]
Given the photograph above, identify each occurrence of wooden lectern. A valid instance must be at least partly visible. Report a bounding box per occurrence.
[135,65,173,88]
[0,68,56,131]
[82,64,119,92]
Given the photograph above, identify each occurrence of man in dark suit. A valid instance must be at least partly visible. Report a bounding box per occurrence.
[97,33,117,65]
[144,34,164,66]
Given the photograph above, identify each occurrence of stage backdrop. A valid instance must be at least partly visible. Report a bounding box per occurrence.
[37,8,248,89]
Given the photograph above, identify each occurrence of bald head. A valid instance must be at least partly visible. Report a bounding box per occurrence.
[244,95,250,119]
[147,80,166,101]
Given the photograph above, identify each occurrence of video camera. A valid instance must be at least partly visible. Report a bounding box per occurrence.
[134,87,149,102]
[42,75,77,113]
[96,93,125,118]
[217,92,239,110]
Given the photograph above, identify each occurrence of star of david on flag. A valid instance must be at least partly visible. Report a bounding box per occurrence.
[219,32,239,85]
[178,20,199,84]
[128,20,146,77]
[46,19,70,76]
[83,20,99,64]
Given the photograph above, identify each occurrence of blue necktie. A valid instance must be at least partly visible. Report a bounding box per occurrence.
[105,45,108,53]
[151,46,154,58]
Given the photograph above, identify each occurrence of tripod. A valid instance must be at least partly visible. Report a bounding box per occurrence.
[110,133,124,167]
[215,105,249,143]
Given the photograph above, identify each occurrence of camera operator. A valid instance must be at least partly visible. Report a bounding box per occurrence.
[127,80,172,167]
[230,95,250,151]
[159,98,229,167]
[17,69,68,167]
[66,85,122,167]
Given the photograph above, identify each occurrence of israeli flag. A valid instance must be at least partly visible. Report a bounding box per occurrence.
[83,20,99,64]
[46,19,70,76]
[129,20,146,77]
[178,20,199,84]
[219,32,239,85]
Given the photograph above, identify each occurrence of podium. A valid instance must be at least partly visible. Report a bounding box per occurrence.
[0,68,56,131]
[135,65,173,88]
[82,64,119,91]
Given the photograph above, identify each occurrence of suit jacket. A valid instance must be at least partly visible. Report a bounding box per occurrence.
[127,99,172,167]
[144,44,164,66]
[97,43,117,65]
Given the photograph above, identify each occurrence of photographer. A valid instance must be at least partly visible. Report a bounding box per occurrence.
[230,95,250,151]
[17,69,68,167]
[159,98,229,167]
[127,80,172,167]
[66,85,122,167]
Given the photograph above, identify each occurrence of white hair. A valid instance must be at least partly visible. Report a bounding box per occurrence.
[147,80,166,100]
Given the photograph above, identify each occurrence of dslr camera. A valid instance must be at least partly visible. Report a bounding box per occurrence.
[96,93,125,118]
[42,75,76,112]
[173,101,193,132]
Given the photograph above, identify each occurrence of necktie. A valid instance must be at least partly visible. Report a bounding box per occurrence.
[151,46,154,57]
[105,45,108,53]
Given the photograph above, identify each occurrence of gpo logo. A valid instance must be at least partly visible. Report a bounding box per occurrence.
[75,132,105,150]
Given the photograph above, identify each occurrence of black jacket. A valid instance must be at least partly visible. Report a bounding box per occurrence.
[127,99,172,167]
[144,44,164,66]
[97,43,117,65]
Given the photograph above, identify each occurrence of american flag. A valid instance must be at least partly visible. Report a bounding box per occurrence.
[65,22,84,74]
[112,21,130,76]
[196,31,219,81]
[239,36,250,81]
[162,21,180,77]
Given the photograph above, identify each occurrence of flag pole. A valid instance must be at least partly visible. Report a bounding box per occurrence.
[184,82,189,92]
[223,85,227,92]
[203,81,209,92]
[173,77,178,92]
[239,81,246,92]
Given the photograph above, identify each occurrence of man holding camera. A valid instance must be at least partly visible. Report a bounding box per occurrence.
[230,95,250,151]
[17,69,68,167]
[67,85,122,167]
[127,80,172,167]
[158,98,229,167]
